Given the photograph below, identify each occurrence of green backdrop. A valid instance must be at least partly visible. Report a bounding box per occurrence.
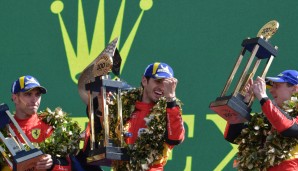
[1,0,298,170]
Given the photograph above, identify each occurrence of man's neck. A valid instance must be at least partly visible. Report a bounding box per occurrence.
[14,112,35,120]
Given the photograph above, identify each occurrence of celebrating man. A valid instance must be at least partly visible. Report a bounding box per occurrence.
[84,62,185,171]
[225,70,298,170]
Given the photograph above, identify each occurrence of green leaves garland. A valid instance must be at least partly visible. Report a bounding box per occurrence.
[105,88,182,171]
[0,107,81,169]
[235,93,298,170]
[37,107,82,157]
[0,128,11,168]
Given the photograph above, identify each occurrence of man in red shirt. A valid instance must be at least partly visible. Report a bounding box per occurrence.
[125,62,185,170]
[85,62,185,171]
[10,75,70,171]
[224,70,298,170]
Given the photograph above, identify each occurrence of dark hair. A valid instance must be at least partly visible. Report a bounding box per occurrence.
[140,76,150,88]
[287,82,295,87]
[268,81,295,87]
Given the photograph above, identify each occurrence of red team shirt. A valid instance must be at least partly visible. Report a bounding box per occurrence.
[11,114,53,143]
[10,114,72,171]
[125,101,185,171]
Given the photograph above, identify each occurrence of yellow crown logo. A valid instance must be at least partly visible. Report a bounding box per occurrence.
[50,0,153,83]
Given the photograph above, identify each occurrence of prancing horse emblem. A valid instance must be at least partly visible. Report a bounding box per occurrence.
[32,128,41,139]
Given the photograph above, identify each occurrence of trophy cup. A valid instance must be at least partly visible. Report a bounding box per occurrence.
[78,37,130,166]
[209,20,279,124]
[0,103,45,171]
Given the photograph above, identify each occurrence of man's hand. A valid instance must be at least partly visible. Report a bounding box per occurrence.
[163,77,178,101]
[97,92,113,113]
[252,76,268,100]
[243,78,253,103]
[36,154,53,170]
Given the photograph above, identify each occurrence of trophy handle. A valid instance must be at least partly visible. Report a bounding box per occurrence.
[102,83,110,147]
[261,55,275,79]
[233,44,260,96]
[88,88,96,150]
[8,127,25,151]
[221,48,246,97]
[117,88,124,147]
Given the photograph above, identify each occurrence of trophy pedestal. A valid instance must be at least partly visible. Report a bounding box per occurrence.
[79,38,131,167]
[87,146,129,166]
[13,148,45,171]
[210,94,251,124]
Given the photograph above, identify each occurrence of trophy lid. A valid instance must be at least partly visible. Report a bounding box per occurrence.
[78,37,122,104]
[257,20,279,40]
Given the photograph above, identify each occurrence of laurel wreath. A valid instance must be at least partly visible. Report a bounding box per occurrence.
[234,93,298,170]
[0,107,81,170]
[98,88,182,171]
[37,107,82,157]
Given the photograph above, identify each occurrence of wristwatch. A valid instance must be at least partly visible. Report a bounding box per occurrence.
[260,97,269,106]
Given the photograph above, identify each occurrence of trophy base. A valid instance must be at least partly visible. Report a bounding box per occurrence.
[87,146,129,166]
[209,94,251,124]
[13,148,45,171]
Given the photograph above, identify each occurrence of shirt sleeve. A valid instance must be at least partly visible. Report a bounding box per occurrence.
[224,122,245,144]
[261,99,298,136]
[165,101,185,145]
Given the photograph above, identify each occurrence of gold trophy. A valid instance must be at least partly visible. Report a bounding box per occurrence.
[209,20,279,123]
[0,103,45,171]
[78,37,129,166]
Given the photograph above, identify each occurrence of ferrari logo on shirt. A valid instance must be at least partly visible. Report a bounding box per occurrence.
[32,129,41,139]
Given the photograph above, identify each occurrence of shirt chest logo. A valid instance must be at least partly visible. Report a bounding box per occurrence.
[31,128,41,139]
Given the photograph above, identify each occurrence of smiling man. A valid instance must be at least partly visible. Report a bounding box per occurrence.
[224,70,298,171]
[142,62,177,103]
[84,62,185,171]
[124,62,185,170]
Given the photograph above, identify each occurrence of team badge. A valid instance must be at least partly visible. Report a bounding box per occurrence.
[32,128,41,139]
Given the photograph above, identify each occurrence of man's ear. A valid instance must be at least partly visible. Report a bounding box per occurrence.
[11,94,18,103]
[141,76,147,87]
[293,85,298,93]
